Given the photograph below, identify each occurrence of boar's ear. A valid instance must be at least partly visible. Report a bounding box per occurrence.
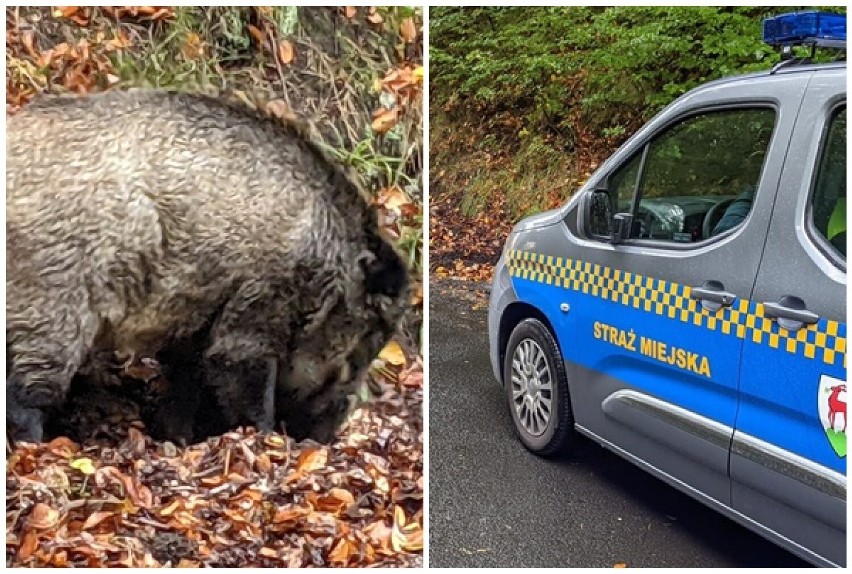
[362,234,408,298]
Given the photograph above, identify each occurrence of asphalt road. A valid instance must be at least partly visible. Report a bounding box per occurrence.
[428,280,810,568]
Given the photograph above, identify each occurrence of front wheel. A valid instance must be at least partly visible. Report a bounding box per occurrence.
[503,318,575,457]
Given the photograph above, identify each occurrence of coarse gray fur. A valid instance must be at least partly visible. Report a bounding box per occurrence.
[6,88,409,444]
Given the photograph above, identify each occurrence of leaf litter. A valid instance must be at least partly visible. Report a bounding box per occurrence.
[7,358,423,567]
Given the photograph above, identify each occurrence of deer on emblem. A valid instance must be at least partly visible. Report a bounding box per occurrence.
[827,384,847,433]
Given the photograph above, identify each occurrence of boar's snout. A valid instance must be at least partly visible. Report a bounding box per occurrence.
[276,372,350,444]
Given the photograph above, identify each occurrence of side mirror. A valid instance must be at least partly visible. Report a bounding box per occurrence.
[588,186,614,238]
[587,185,632,244]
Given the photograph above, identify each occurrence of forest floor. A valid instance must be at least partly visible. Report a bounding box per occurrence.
[429,108,605,282]
[6,6,423,567]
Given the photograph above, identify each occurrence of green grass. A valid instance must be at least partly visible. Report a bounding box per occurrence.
[826,429,846,457]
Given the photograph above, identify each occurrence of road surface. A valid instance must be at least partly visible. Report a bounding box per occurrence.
[428,279,810,568]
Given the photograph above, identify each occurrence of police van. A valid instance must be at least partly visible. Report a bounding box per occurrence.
[487,12,846,567]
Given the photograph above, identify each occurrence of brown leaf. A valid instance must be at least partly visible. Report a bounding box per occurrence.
[363,520,393,550]
[328,536,358,566]
[82,510,114,530]
[247,24,266,48]
[297,448,328,472]
[104,30,131,51]
[53,6,80,18]
[399,17,417,43]
[376,186,412,214]
[410,282,423,306]
[614,563,628,568]
[18,530,39,560]
[400,369,423,389]
[49,550,69,567]
[271,505,311,526]
[366,10,384,26]
[371,106,400,135]
[312,487,355,513]
[277,40,294,65]
[255,453,272,473]
[21,29,36,57]
[181,32,204,61]
[343,6,357,18]
[47,436,79,455]
[27,503,60,530]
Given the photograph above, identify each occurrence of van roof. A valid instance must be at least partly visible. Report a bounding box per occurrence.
[698,60,846,90]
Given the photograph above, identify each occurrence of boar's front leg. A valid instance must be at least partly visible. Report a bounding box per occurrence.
[202,281,288,432]
[201,356,278,432]
[6,302,93,443]
[6,374,45,443]
[150,338,203,445]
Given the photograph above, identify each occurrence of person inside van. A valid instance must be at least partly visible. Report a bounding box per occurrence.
[711,184,756,236]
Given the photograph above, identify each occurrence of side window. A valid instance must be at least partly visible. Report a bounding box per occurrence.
[810,106,846,260]
[605,108,776,244]
[609,152,641,213]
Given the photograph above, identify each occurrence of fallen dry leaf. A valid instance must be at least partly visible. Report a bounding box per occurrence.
[377,186,412,214]
[53,6,81,18]
[181,32,204,61]
[278,40,295,65]
[247,24,266,48]
[18,529,39,560]
[400,17,417,43]
[81,510,114,530]
[297,447,328,473]
[366,10,384,26]
[379,340,407,366]
[26,503,60,530]
[371,106,400,135]
[265,99,297,123]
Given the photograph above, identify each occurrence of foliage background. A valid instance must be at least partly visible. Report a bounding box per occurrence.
[429,6,847,277]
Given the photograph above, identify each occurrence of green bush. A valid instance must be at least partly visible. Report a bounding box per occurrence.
[432,7,847,140]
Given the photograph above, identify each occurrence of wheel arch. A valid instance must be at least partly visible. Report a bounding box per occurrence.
[498,301,559,386]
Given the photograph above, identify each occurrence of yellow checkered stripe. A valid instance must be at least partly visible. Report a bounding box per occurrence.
[507,249,846,368]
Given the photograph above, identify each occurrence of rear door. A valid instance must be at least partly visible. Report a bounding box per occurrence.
[731,70,846,567]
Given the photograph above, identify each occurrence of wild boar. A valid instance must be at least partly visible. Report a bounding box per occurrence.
[6,88,410,444]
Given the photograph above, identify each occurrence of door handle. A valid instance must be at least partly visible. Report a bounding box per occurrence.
[762,295,819,331]
[691,280,736,312]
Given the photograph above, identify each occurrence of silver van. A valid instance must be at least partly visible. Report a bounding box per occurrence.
[488,12,846,567]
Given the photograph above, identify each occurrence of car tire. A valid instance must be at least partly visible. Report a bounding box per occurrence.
[504,318,575,457]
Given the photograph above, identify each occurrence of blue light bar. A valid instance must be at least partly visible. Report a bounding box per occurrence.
[763,11,846,47]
